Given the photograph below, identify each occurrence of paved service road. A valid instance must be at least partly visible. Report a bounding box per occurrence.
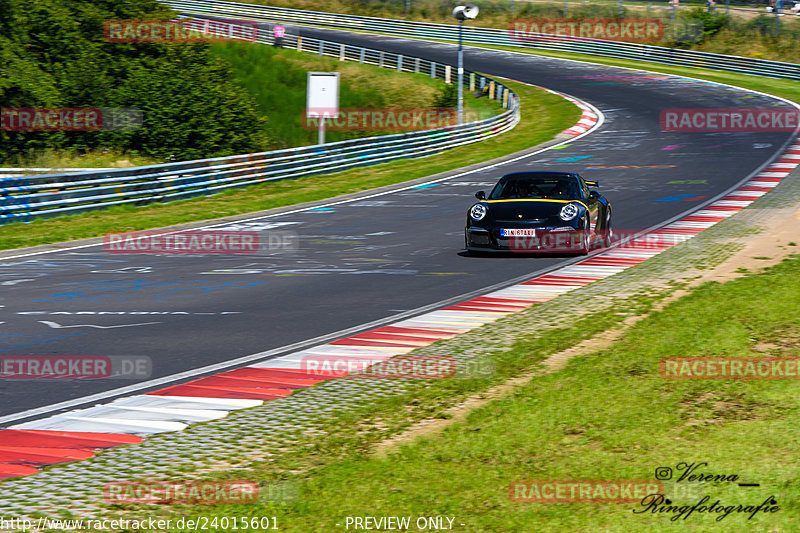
[0,28,795,421]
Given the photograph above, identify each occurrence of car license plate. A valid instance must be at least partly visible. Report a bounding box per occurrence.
[500,229,537,237]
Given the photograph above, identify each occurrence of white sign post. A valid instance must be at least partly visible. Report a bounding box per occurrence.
[306,72,340,145]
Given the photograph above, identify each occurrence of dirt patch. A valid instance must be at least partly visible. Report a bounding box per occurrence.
[374,202,800,456]
[698,207,800,285]
[374,312,646,457]
[751,327,800,355]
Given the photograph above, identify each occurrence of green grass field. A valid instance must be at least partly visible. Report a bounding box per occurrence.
[208,42,483,149]
[176,255,800,532]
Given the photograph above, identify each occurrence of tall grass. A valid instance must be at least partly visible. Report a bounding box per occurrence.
[6,148,159,169]
[208,42,497,149]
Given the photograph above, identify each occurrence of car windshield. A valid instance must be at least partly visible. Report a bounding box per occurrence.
[489,174,581,200]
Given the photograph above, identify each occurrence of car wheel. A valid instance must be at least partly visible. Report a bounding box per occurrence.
[579,216,591,254]
[603,207,613,248]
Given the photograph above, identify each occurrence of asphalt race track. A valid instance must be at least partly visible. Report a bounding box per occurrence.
[0,28,795,423]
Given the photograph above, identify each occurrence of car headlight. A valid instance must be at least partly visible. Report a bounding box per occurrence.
[470,203,487,221]
[559,203,580,221]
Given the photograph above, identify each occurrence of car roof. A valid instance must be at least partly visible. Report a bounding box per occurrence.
[500,171,580,180]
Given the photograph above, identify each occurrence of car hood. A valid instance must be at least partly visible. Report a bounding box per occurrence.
[483,199,582,220]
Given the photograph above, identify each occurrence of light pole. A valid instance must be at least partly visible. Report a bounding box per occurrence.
[453,4,479,126]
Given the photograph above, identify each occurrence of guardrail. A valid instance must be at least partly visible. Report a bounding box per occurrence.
[0,28,518,224]
[166,0,800,81]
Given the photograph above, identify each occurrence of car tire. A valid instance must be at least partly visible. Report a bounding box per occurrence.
[578,216,591,254]
[603,207,613,248]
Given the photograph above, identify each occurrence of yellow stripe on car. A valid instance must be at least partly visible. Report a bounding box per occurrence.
[485,199,588,209]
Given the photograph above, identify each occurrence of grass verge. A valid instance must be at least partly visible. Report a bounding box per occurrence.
[208,42,475,149]
[3,148,160,170]
[177,254,800,532]
[0,80,576,251]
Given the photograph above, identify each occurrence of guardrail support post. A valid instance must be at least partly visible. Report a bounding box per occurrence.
[318,40,323,55]
[414,58,420,73]
[489,81,496,99]
[359,48,365,63]
[430,62,436,78]
[340,43,346,61]
[774,6,780,36]
[397,54,404,71]
[470,72,475,91]
[297,37,303,52]
[445,65,452,84]
[503,88,509,108]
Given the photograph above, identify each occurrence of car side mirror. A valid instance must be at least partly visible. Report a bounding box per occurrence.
[589,190,601,200]
[475,191,486,200]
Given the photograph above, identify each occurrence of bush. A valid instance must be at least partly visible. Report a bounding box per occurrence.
[0,0,264,163]
[682,7,730,38]
[433,83,458,108]
[743,14,780,36]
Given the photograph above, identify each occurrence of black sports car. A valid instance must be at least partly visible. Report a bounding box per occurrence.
[465,171,612,254]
